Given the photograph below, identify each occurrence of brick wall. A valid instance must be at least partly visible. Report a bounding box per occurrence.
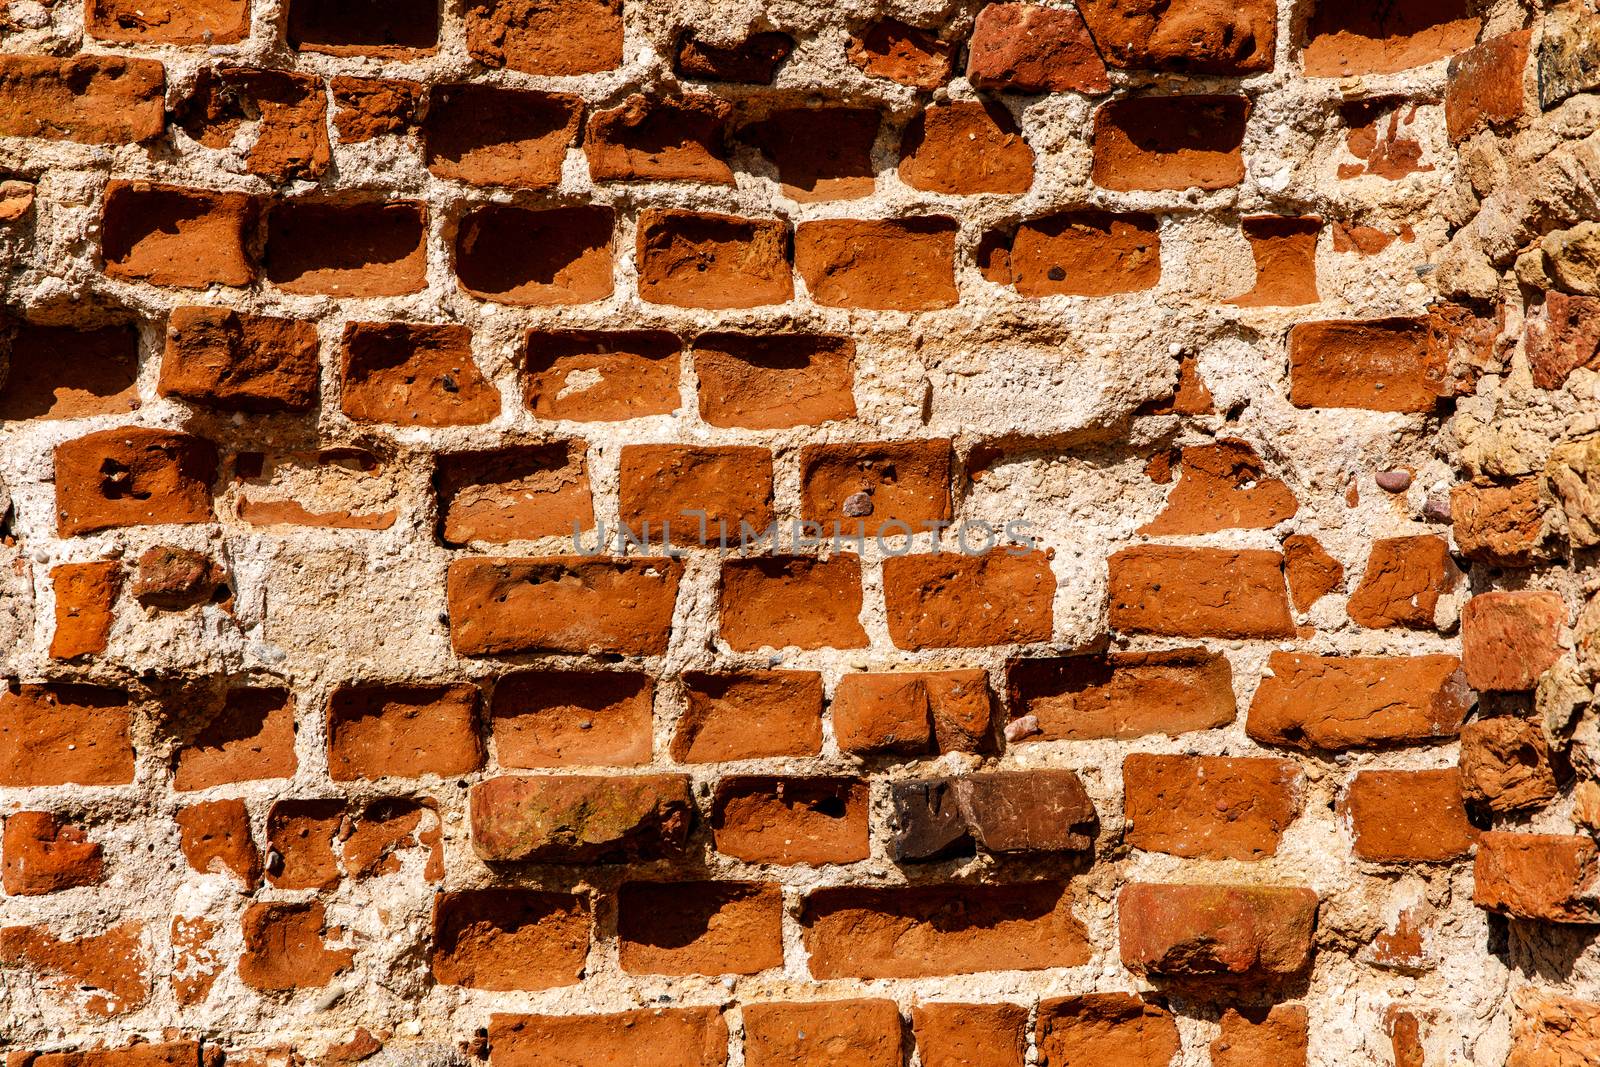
[0,0,1596,1063]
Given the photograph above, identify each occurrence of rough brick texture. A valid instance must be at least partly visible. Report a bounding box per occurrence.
[2,0,1595,1063]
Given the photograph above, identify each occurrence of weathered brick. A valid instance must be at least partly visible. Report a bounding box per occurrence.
[744,1000,903,1067]
[802,882,1089,978]
[1507,995,1600,1067]
[525,329,683,422]
[889,770,1096,861]
[435,443,593,545]
[55,429,217,537]
[1123,753,1302,860]
[693,333,857,428]
[1289,318,1447,411]
[710,776,870,865]
[1231,216,1322,306]
[1459,716,1558,813]
[488,1007,728,1067]
[176,68,329,182]
[446,556,682,656]
[466,0,624,75]
[1302,0,1480,77]
[1460,590,1565,692]
[1118,882,1318,986]
[899,102,1034,195]
[239,902,353,990]
[425,85,582,189]
[796,218,959,310]
[965,4,1110,93]
[1036,994,1179,1066]
[19,1042,202,1067]
[1108,546,1294,639]
[0,921,147,1015]
[1212,1004,1310,1067]
[1007,648,1236,740]
[1341,770,1477,862]
[675,29,793,83]
[739,107,880,202]
[102,183,257,288]
[849,19,954,90]
[88,0,248,43]
[1284,533,1345,611]
[833,669,994,755]
[618,445,774,544]
[913,1002,1026,1067]
[1092,95,1249,191]
[618,881,783,975]
[1246,652,1471,749]
[286,0,439,55]
[2,812,104,895]
[266,798,342,890]
[799,439,951,538]
[718,556,868,651]
[470,774,693,862]
[1078,0,1277,74]
[586,94,733,184]
[490,670,653,768]
[341,321,501,427]
[637,209,792,308]
[673,671,824,762]
[1139,439,1298,535]
[267,199,428,297]
[882,551,1054,649]
[1474,832,1600,923]
[1445,30,1531,142]
[326,682,484,781]
[159,307,320,413]
[50,561,120,660]
[176,798,261,888]
[174,688,297,790]
[0,322,139,421]
[332,77,423,141]
[0,684,133,787]
[1450,480,1547,566]
[456,205,615,305]
[1347,535,1462,630]
[430,890,590,990]
[989,211,1161,297]
[0,55,164,144]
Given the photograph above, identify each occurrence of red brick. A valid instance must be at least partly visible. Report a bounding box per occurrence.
[1527,290,1600,389]
[425,85,582,189]
[1123,753,1301,860]
[0,322,139,421]
[88,0,248,43]
[990,210,1162,296]
[1451,480,1546,566]
[1078,0,1277,73]
[525,329,682,421]
[231,446,398,531]
[693,333,856,428]
[1108,546,1293,638]
[102,182,257,288]
[286,0,438,55]
[55,429,216,536]
[466,0,624,75]
[1303,0,1480,78]
[174,688,298,790]
[19,1042,202,1067]
[1474,832,1600,923]
[332,77,423,141]
[160,307,320,413]
[1508,996,1600,1067]
[710,776,870,864]
[799,439,951,538]
[739,108,880,202]
[1284,533,1344,611]
[1461,590,1565,692]
[2,812,104,895]
[0,684,133,787]
[913,1002,1026,1067]
[446,556,682,656]
[1140,439,1298,534]
[744,1000,903,1067]
[586,93,733,184]
[435,443,593,546]
[340,321,499,427]
[456,204,615,305]
[673,671,824,762]
[239,902,353,990]
[1289,318,1447,411]
[488,1007,728,1067]
[50,561,120,660]
[1230,216,1322,306]
[131,544,220,610]
[1459,716,1559,813]
[266,798,341,890]
[1212,1004,1310,1067]
[1092,95,1249,191]
[1118,882,1318,985]
[470,774,693,863]
[890,770,1096,860]
[882,551,1054,649]
[327,682,484,781]
[718,556,868,651]
[176,68,329,182]
[796,218,958,310]
[266,199,427,297]
[833,669,994,755]
[431,890,590,991]
[0,921,147,1016]
[674,29,793,83]
[1036,994,1179,1067]
[619,881,783,975]
[1347,535,1463,630]
[966,4,1111,94]
[490,670,651,768]
[1246,652,1471,749]
[636,209,792,308]
[899,102,1034,195]
[802,882,1089,978]
[0,55,164,144]
[1007,648,1236,740]
[618,444,774,544]
[176,798,261,889]
[849,19,955,90]
[1341,770,1477,862]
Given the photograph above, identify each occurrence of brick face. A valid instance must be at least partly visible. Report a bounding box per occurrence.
[2,0,1585,1057]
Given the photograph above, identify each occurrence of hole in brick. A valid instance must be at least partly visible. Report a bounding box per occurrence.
[523,329,682,421]
[738,108,880,202]
[1091,95,1250,192]
[0,321,139,420]
[691,333,857,429]
[636,209,793,308]
[266,199,427,297]
[586,94,734,184]
[425,85,583,189]
[101,182,259,289]
[465,0,624,76]
[287,0,440,55]
[341,321,499,427]
[1230,216,1321,307]
[1303,0,1479,77]
[673,29,795,84]
[435,442,593,546]
[455,204,616,306]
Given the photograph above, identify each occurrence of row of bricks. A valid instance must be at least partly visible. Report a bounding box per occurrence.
[0,638,1540,791]
[8,312,1465,430]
